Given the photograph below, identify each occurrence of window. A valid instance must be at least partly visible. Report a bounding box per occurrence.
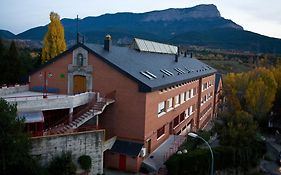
[180,93,185,104]
[180,112,185,122]
[202,82,208,91]
[185,91,189,101]
[158,101,165,114]
[77,53,84,66]
[174,95,179,106]
[167,98,173,109]
[193,88,197,96]
[173,116,179,128]
[190,105,193,114]
[190,89,193,97]
[157,126,165,139]
[192,104,195,112]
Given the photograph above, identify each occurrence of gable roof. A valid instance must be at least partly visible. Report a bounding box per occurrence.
[31,42,216,92]
[85,43,216,92]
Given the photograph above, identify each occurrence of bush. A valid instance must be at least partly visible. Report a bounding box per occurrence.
[78,155,92,171]
[48,151,76,175]
[165,143,266,175]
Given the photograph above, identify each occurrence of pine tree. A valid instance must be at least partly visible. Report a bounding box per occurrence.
[41,12,66,63]
[0,39,5,85]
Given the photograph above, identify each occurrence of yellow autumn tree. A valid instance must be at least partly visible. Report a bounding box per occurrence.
[224,67,277,121]
[41,12,66,63]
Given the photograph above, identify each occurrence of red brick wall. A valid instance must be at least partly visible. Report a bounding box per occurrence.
[29,52,73,94]
[198,75,215,129]
[144,80,200,151]
[88,54,146,141]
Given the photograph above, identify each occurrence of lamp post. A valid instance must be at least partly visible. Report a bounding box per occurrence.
[188,132,214,175]
[39,71,52,98]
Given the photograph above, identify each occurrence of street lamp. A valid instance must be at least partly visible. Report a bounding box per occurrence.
[188,132,214,175]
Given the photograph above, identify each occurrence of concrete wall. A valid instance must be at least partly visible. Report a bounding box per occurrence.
[0,85,28,96]
[31,130,105,175]
[9,92,95,112]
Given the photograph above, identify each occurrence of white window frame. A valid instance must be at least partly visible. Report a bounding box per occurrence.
[174,95,180,106]
[167,98,173,111]
[158,101,165,116]
[180,93,185,104]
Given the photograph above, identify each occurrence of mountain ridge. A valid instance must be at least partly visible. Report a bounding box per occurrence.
[1,4,281,54]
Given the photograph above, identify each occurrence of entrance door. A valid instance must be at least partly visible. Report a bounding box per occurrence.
[73,75,86,94]
[147,139,151,154]
[119,154,126,171]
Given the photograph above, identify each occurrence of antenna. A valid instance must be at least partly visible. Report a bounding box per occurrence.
[76,15,79,44]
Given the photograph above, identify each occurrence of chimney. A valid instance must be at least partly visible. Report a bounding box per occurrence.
[175,54,178,62]
[190,53,193,58]
[184,51,187,57]
[175,46,180,62]
[104,34,112,51]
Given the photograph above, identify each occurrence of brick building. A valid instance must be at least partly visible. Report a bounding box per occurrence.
[3,36,219,173]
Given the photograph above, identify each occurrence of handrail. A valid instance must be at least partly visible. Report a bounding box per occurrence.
[45,95,99,133]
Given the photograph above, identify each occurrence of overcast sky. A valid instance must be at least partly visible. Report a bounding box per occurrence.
[1,0,281,38]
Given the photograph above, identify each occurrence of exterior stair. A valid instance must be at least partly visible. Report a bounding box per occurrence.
[44,97,114,135]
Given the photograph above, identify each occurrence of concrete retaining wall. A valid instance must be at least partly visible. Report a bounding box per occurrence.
[31,130,105,175]
[0,85,29,96]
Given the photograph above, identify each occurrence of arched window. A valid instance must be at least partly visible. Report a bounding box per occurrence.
[77,53,83,66]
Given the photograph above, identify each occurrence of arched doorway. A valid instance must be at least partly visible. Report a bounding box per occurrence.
[73,75,87,94]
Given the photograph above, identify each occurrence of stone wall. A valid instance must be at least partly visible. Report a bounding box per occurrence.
[0,84,29,96]
[31,130,105,175]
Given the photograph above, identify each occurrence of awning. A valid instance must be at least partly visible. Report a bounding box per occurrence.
[110,139,144,156]
[18,111,44,123]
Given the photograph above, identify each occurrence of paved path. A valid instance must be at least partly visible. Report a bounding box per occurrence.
[143,135,185,172]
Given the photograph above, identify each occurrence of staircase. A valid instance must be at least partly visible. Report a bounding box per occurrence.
[44,97,114,135]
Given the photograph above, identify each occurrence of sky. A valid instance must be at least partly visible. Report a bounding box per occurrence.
[0,0,281,38]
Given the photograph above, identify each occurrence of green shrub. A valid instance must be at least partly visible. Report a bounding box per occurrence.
[78,155,92,171]
[48,151,76,175]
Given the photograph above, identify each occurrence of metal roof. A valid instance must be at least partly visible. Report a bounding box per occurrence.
[110,140,143,156]
[131,38,178,55]
[30,42,216,93]
[85,43,217,92]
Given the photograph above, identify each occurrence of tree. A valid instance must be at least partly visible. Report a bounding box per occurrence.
[0,39,6,85]
[0,98,31,175]
[224,67,277,121]
[7,41,21,84]
[245,68,277,121]
[41,12,66,63]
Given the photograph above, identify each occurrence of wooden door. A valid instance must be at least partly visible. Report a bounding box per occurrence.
[73,75,86,94]
[119,154,126,171]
